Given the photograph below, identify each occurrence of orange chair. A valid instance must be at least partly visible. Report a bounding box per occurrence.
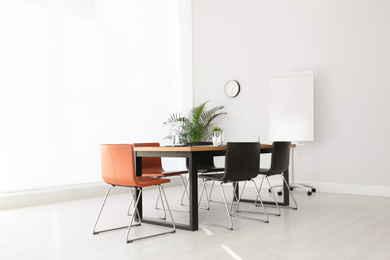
[93,144,175,243]
[133,143,189,208]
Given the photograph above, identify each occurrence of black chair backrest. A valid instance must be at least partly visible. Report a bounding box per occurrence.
[269,142,291,174]
[186,142,216,170]
[222,142,261,182]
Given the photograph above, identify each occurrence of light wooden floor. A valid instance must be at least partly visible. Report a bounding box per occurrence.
[1,184,390,260]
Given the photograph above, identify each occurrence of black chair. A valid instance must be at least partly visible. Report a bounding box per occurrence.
[184,142,224,207]
[198,142,268,230]
[186,142,224,173]
[256,142,298,215]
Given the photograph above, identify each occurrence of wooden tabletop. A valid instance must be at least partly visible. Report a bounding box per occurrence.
[133,145,227,152]
[133,144,296,152]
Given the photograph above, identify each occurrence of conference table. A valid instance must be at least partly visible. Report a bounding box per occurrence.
[134,144,292,231]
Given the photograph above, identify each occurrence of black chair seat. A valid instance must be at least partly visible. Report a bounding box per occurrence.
[198,166,225,173]
[259,168,272,175]
[198,173,225,181]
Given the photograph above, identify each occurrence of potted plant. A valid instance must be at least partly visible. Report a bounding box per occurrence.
[212,126,222,134]
[211,126,223,145]
[164,101,226,144]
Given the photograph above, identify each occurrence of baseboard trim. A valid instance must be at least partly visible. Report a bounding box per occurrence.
[0,182,123,210]
[2,179,389,210]
[303,181,390,197]
[244,179,390,197]
[0,178,184,210]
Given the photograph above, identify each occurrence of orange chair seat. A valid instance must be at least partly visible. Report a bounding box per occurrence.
[135,176,170,187]
[142,170,188,177]
[133,143,188,178]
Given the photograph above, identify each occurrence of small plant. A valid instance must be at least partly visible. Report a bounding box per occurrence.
[212,126,222,133]
[164,101,226,143]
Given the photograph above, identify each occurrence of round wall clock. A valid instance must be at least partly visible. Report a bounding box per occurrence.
[224,80,240,98]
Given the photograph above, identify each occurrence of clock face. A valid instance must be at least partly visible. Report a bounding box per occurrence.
[225,80,240,98]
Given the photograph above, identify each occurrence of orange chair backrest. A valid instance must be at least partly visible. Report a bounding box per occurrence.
[100,144,138,187]
[133,143,164,174]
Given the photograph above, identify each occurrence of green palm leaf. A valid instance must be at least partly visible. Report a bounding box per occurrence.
[163,100,226,143]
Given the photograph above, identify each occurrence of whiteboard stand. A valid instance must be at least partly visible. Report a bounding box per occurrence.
[267,71,315,196]
[288,145,316,196]
[270,145,316,196]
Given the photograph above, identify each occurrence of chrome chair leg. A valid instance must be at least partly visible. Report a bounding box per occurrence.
[127,190,135,216]
[155,184,167,220]
[208,180,216,202]
[154,176,189,213]
[154,177,166,213]
[126,188,142,242]
[235,181,247,210]
[93,185,113,234]
[252,179,269,223]
[198,179,211,210]
[256,176,282,216]
[201,180,269,230]
[234,180,269,223]
[182,174,220,205]
[266,177,281,215]
[126,186,176,243]
[199,182,234,230]
[282,176,298,210]
[181,175,214,206]
[220,183,234,230]
[93,185,140,235]
[154,177,189,214]
[130,186,167,219]
[258,175,298,211]
[130,188,142,219]
[160,185,176,230]
[179,175,190,206]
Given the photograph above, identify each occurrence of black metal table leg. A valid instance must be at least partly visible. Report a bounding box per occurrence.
[135,155,143,219]
[188,153,199,231]
[282,168,290,206]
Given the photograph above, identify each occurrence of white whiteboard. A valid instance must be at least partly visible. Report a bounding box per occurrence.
[268,71,314,142]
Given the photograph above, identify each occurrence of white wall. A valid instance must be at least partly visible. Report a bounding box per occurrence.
[0,0,192,193]
[193,0,390,195]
